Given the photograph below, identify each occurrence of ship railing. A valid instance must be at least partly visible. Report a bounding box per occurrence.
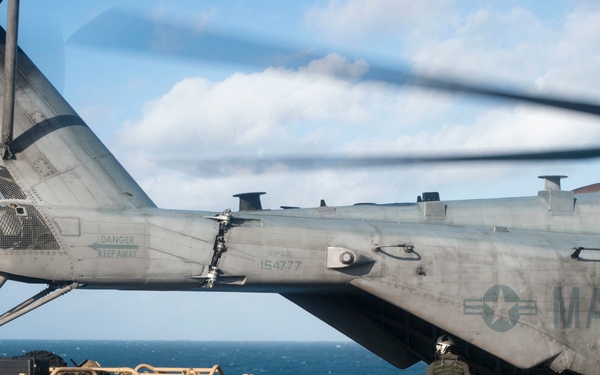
[49,363,226,375]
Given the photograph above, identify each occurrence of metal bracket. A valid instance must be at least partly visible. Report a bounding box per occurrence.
[571,246,600,260]
[372,243,421,261]
[373,243,414,253]
[326,246,375,269]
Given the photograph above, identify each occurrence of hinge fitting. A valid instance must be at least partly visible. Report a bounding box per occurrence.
[205,209,232,288]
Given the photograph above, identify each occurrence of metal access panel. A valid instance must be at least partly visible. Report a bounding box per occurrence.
[0,358,49,375]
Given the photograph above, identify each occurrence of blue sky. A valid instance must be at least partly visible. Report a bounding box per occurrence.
[1,0,600,341]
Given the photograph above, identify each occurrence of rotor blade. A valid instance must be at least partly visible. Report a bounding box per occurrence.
[67,8,315,70]
[162,146,600,177]
[68,8,600,117]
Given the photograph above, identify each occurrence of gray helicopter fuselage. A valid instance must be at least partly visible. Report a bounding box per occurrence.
[3,189,597,286]
[1,185,599,375]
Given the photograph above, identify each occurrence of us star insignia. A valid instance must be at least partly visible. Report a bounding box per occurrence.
[463,285,537,332]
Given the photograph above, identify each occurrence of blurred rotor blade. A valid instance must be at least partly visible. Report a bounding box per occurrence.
[162,146,600,177]
[67,7,314,69]
[68,8,600,117]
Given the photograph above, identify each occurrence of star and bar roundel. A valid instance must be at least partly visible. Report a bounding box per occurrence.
[464,285,537,332]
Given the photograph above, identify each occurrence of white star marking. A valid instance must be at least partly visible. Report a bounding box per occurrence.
[484,287,517,326]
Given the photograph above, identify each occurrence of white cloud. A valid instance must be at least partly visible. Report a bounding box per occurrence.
[409,7,553,81]
[117,55,417,156]
[304,0,456,39]
[302,53,369,78]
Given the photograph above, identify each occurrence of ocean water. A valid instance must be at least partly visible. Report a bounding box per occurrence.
[0,340,427,374]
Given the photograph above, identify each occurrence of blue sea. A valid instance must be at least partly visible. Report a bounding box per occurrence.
[0,340,426,374]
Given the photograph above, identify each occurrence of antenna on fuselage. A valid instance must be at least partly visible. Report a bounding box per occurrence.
[538,175,567,191]
[1,0,19,159]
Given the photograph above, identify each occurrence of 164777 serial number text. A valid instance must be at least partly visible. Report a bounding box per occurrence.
[260,260,301,271]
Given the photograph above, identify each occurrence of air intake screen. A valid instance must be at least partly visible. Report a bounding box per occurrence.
[0,166,26,199]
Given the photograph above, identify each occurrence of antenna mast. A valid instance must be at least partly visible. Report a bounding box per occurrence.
[1,0,19,159]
